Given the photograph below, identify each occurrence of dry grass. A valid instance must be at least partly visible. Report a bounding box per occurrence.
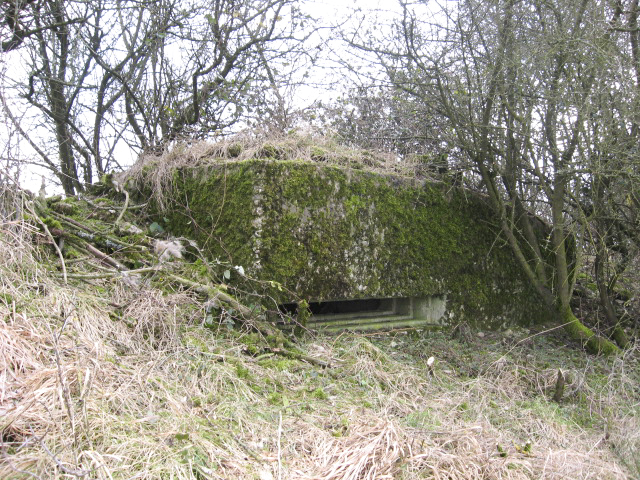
[1,213,639,479]
[121,133,439,211]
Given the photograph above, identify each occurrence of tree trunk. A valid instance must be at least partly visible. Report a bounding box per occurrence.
[54,116,79,196]
[550,177,618,354]
[561,306,619,355]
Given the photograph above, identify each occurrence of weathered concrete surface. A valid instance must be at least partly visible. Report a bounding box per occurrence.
[151,158,549,329]
[302,296,448,331]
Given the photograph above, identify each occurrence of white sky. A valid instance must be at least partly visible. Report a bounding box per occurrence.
[2,0,404,194]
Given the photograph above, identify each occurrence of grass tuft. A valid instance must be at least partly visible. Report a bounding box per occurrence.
[121,133,443,212]
[1,197,638,479]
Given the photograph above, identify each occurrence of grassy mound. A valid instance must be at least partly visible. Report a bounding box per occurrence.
[122,136,549,329]
[1,185,639,479]
[120,133,457,211]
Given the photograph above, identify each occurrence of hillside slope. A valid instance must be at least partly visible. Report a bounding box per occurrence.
[1,188,638,479]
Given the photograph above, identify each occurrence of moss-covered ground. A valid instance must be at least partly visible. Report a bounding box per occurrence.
[1,188,638,479]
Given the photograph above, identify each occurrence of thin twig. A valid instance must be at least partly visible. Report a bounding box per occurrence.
[115,188,130,226]
[38,437,89,478]
[56,266,159,280]
[50,211,95,234]
[80,195,146,211]
[277,411,282,480]
[2,454,44,480]
[82,243,127,271]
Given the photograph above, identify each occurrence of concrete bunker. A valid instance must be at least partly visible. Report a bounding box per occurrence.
[135,156,550,330]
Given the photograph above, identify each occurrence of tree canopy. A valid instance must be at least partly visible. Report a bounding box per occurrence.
[336,0,639,352]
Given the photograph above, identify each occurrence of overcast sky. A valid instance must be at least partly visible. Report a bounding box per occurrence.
[3,0,404,193]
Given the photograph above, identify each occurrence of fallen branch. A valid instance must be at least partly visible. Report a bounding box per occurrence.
[36,198,310,358]
[166,273,253,316]
[50,210,96,235]
[38,437,89,478]
[82,243,128,271]
[56,266,159,281]
[46,222,137,271]
[51,205,149,250]
[80,195,147,211]
[115,188,130,226]
[165,273,296,348]
[28,203,67,284]
[265,347,333,368]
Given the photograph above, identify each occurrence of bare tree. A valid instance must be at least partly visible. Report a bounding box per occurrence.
[343,0,640,353]
[317,85,442,155]
[580,0,640,347]
[123,0,312,146]
[0,0,309,194]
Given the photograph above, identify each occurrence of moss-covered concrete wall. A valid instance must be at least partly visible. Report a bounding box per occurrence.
[160,159,547,329]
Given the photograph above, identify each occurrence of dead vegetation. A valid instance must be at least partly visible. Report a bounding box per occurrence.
[121,133,454,211]
[1,182,639,479]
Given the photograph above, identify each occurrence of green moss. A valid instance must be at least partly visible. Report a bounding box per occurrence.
[245,344,261,356]
[50,198,78,215]
[611,326,630,349]
[561,307,619,355]
[161,163,257,268]
[152,158,551,329]
[100,173,114,186]
[62,246,81,259]
[310,146,327,161]
[43,217,63,231]
[311,387,328,400]
[258,358,296,371]
[297,299,310,326]
[266,333,287,348]
[259,144,291,160]
[183,333,209,352]
[235,364,251,380]
[237,332,263,349]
